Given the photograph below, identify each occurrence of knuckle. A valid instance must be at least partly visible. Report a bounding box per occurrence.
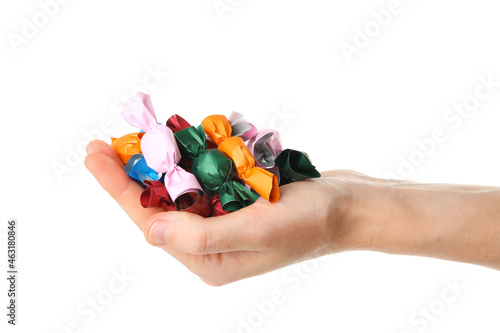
[189,254,232,286]
[190,228,211,254]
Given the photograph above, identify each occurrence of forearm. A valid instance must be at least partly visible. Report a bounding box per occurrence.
[343,178,500,269]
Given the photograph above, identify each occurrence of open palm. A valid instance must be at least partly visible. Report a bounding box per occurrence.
[85,139,351,285]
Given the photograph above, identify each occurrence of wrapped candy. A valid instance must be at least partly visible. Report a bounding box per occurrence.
[116,93,213,217]
[140,180,176,211]
[275,149,321,185]
[166,114,191,133]
[167,113,218,150]
[110,132,143,164]
[140,180,212,216]
[166,114,228,216]
[247,130,283,169]
[124,153,159,183]
[122,93,202,201]
[239,115,321,186]
[110,92,322,216]
[209,196,227,217]
[226,112,282,185]
[228,111,258,141]
[202,115,280,203]
[166,114,193,171]
[246,129,283,184]
[174,125,259,212]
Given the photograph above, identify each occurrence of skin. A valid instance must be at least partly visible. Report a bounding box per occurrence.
[85,140,500,286]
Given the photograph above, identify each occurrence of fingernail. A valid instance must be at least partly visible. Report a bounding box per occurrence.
[149,220,169,245]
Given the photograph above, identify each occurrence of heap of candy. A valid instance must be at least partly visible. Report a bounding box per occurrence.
[111,93,321,217]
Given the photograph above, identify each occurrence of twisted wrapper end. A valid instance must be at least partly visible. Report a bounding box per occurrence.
[163,164,203,202]
[202,115,232,146]
[176,191,212,217]
[122,93,158,131]
[218,136,280,203]
[209,195,230,216]
[275,149,321,186]
[140,180,176,211]
[132,117,202,202]
[227,111,260,141]
[202,115,280,203]
[176,128,259,212]
[122,94,203,204]
[110,132,144,165]
[228,111,251,137]
[247,129,283,168]
[240,167,279,203]
[140,181,212,217]
[167,114,191,133]
[124,154,159,184]
[219,181,259,212]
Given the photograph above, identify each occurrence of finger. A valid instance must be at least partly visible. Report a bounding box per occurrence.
[86,139,124,166]
[188,246,297,286]
[83,141,225,275]
[143,207,269,255]
[84,151,163,229]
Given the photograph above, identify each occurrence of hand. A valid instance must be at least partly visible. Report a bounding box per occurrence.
[84,140,357,286]
[85,139,500,285]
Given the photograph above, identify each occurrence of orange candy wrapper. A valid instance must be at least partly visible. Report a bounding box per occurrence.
[202,115,280,203]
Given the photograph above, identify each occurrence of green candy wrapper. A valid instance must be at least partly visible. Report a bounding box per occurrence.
[275,149,321,186]
[174,125,259,212]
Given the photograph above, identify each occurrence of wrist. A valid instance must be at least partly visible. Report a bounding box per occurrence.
[323,170,500,269]
[331,176,427,254]
[335,180,391,252]
[320,173,390,253]
[343,179,452,257]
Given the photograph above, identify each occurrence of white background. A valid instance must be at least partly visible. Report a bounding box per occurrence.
[1,0,500,332]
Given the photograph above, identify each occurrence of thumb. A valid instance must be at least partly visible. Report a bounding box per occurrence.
[143,209,264,255]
